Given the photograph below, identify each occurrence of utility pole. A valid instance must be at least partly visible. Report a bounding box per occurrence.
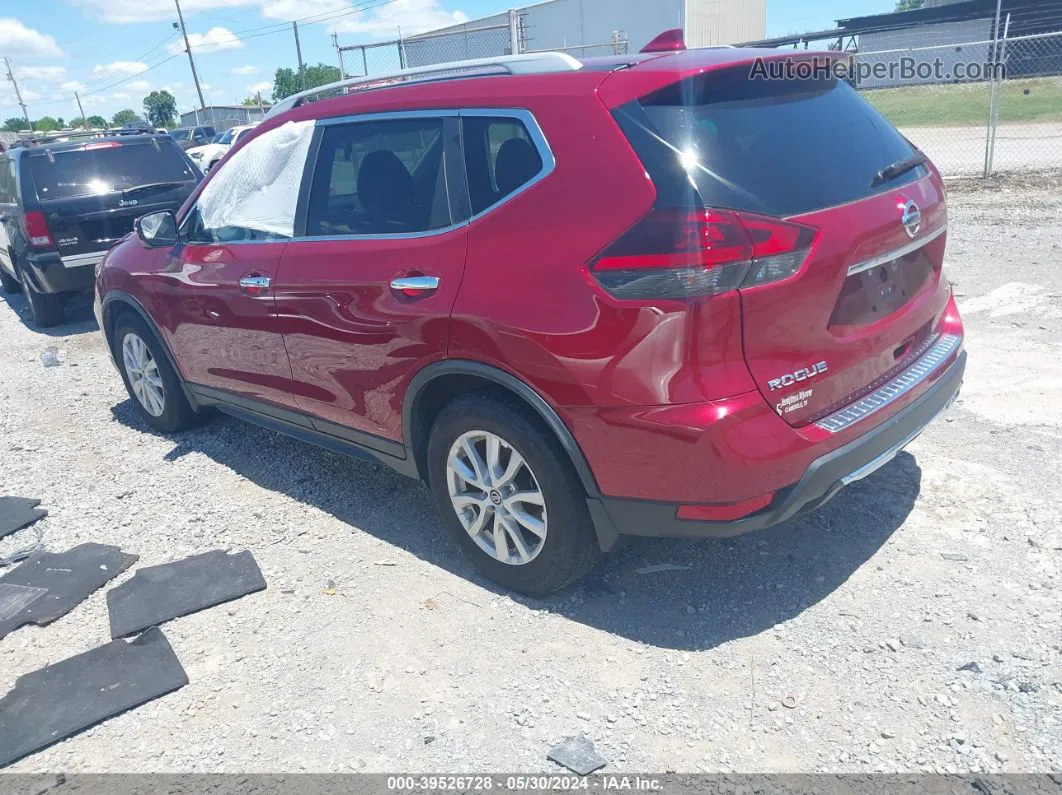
[74,91,86,127]
[3,57,33,131]
[293,21,306,90]
[332,32,346,79]
[173,0,211,128]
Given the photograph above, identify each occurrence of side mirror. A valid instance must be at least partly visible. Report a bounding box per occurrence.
[135,210,179,247]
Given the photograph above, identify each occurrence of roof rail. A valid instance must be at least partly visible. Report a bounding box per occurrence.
[266,51,583,120]
[11,127,164,148]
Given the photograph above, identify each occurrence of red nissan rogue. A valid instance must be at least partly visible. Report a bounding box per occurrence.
[95,45,965,594]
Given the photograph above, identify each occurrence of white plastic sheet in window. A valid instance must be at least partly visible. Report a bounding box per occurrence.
[198,119,315,239]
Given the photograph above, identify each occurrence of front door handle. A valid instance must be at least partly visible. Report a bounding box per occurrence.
[239,274,271,296]
[390,275,439,296]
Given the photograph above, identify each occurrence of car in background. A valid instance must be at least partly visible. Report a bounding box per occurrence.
[95,44,965,594]
[169,125,216,151]
[187,123,259,173]
[0,129,200,326]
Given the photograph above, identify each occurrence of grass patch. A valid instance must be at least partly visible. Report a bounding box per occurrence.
[864,77,1062,127]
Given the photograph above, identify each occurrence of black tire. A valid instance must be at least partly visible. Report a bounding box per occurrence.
[0,260,20,294]
[208,159,220,171]
[113,312,200,433]
[19,266,64,327]
[427,394,600,595]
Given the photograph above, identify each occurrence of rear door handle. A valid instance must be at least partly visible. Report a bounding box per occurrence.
[390,275,439,295]
[239,274,271,295]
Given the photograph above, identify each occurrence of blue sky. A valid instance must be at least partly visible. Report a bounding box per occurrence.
[1,0,892,124]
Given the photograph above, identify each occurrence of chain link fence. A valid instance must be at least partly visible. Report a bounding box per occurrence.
[850,28,1062,177]
[337,14,628,80]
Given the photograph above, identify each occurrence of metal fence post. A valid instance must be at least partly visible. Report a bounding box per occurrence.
[509,9,521,55]
[983,0,1003,177]
[986,13,1011,176]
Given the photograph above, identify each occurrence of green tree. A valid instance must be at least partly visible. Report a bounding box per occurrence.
[895,0,925,9]
[70,116,86,128]
[111,109,139,126]
[143,90,178,128]
[3,117,27,132]
[36,116,60,132]
[86,115,107,128]
[272,62,340,101]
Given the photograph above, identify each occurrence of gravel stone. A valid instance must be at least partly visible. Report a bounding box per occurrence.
[0,175,1060,773]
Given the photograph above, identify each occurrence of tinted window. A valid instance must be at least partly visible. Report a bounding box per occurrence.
[462,116,543,215]
[305,118,449,236]
[171,129,191,141]
[218,128,236,145]
[0,159,13,203]
[620,69,922,217]
[29,140,196,200]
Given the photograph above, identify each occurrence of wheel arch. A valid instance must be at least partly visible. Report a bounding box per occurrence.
[101,291,199,409]
[403,360,602,499]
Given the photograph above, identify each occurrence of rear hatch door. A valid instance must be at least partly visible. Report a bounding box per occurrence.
[634,65,950,427]
[29,138,199,258]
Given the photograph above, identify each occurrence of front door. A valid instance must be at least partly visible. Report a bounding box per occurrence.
[275,113,467,442]
[174,205,295,409]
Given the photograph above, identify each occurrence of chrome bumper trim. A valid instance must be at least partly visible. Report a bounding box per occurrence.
[61,251,106,269]
[847,224,947,277]
[816,333,962,434]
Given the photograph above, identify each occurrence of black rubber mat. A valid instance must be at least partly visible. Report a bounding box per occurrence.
[107,549,266,639]
[0,627,187,768]
[0,544,138,640]
[0,498,47,540]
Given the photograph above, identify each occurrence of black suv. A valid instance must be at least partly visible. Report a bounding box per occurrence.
[0,130,201,326]
[169,126,216,151]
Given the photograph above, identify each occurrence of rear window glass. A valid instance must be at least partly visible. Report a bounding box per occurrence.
[620,68,922,217]
[29,141,196,200]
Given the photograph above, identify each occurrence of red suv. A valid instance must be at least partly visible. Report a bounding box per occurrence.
[95,46,965,594]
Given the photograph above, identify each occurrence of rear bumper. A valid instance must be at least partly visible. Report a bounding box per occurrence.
[593,349,965,539]
[24,250,101,294]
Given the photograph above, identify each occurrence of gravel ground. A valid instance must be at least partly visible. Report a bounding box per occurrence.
[1,175,1060,774]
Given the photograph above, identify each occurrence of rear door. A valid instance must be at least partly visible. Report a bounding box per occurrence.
[274,112,467,442]
[630,68,951,427]
[27,137,198,261]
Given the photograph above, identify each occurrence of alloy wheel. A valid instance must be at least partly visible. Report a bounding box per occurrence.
[122,332,166,417]
[446,430,547,565]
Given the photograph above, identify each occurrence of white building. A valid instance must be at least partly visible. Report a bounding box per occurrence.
[403,0,766,63]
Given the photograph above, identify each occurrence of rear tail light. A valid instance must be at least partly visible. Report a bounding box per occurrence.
[590,207,817,300]
[22,211,54,249]
[84,141,122,150]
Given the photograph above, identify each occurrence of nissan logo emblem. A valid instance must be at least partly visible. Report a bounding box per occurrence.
[900,199,921,239]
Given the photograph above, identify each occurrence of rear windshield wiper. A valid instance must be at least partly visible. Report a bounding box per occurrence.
[121,181,186,198]
[870,153,927,188]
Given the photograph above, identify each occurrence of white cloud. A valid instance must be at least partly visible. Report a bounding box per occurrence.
[0,17,65,59]
[61,80,86,92]
[260,0,467,37]
[92,61,149,79]
[127,80,152,92]
[232,65,259,75]
[111,92,131,101]
[71,0,256,25]
[167,27,242,55]
[19,65,67,82]
[248,80,272,93]
[20,89,43,101]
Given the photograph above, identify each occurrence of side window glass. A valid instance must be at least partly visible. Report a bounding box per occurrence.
[0,159,10,204]
[305,117,449,237]
[191,119,316,243]
[462,116,544,216]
